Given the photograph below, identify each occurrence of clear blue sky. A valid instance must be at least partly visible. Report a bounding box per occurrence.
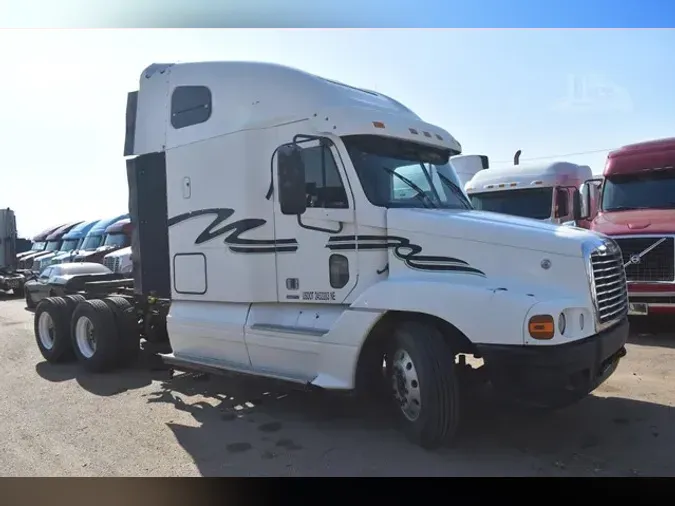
[1,29,673,237]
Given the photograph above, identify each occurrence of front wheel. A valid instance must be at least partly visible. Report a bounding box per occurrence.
[25,287,36,309]
[11,282,24,298]
[387,320,461,449]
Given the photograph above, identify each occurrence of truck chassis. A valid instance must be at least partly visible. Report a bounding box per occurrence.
[31,273,627,449]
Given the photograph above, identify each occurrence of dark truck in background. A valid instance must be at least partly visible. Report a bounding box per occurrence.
[0,208,34,296]
[17,223,69,269]
[24,221,84,272]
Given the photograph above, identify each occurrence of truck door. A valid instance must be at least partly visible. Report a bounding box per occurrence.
[272,138,358,304]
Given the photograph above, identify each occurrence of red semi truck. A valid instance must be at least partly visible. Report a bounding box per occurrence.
[580,137,675,318]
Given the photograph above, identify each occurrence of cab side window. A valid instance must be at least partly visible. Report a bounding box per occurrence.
[300,145,349,209]
[556,188,569,217]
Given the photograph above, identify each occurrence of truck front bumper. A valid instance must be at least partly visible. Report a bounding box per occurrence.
[475,317,629,409]
[0,275,24,292]
[627,283,675,316]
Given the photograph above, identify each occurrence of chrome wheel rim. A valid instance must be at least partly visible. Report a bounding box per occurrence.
[75,316,97,358]
[37,312,55,350]
[391,348,422,421]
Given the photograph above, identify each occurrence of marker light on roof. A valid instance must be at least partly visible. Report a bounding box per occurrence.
[423,131,432,138]
[532,180,543,185]
[436,134,443,140]
[373,121,385,129]
[510,182,518,187]
[485,184,494,189]
[409,128,418,135]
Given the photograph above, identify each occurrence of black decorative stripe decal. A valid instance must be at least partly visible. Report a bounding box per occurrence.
[168,208,298,253]
[326,235,485,275]
[167,208,483,275]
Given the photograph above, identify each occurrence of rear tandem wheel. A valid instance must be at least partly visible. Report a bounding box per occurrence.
[70,299,122,373]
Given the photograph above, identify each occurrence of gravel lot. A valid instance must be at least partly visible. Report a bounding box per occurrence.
[1,295,674,476]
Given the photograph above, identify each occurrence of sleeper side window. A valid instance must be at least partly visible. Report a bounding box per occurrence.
[171,86,212,129]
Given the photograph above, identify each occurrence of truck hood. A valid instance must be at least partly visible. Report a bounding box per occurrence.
[75,245,119,259]
[591,209,675,236]
[52,250,77,260]
[19,250,49,262]
[388,208,596,258]
[105,246,131,259]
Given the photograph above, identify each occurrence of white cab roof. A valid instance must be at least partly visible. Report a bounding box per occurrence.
[132,61,462,155]
[465,161,593,194]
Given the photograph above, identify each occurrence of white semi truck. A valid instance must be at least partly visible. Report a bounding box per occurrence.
[32,61,629,449]
[102,245,133,276]
[465,161,594,228]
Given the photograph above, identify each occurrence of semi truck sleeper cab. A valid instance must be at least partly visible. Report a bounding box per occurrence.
[580,137,675,317]
[32,61,629,449]
[465,161,594,227]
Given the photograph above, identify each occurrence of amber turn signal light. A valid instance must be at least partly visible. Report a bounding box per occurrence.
[528,314,555,340]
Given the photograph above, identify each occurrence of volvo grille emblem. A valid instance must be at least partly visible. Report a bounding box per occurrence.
[623,237,667,269]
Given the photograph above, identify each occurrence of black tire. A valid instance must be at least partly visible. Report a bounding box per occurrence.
[11,282,25,298]
[63,294,86,312]
[25,287,37,309]
[102,296,140,366]
[70,299,121,373]
[34,297,75,363]
[387,320,461,449]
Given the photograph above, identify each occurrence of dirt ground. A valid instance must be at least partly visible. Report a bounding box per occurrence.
[1,295,674,476]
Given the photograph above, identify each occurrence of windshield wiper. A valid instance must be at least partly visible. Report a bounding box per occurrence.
[435,172,472,209]
[381,166,437,208]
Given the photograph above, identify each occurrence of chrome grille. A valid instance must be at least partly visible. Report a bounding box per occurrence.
[103,256,120,272]
[590,243,629,325]
[613,236,675,282]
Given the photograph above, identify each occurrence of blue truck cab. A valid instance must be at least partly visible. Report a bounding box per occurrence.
[72,214,128,263]
[46,219,102,267]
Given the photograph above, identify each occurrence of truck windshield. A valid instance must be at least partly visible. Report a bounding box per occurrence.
[80,234,103,251]
[103,233,129,247]
[602,170,675,211]
[45,241,61,252]
[32,241,46,250]
[343,134,471,210]
[59,239,79,251]
[469,187,554,219]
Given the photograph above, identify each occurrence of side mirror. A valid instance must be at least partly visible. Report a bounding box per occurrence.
[277,144,307,216]
[578,183,592,220]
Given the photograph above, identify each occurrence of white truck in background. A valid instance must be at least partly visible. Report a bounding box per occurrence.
[465,161,595,228]
[32,62,629,449]
[103,246,133,276]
